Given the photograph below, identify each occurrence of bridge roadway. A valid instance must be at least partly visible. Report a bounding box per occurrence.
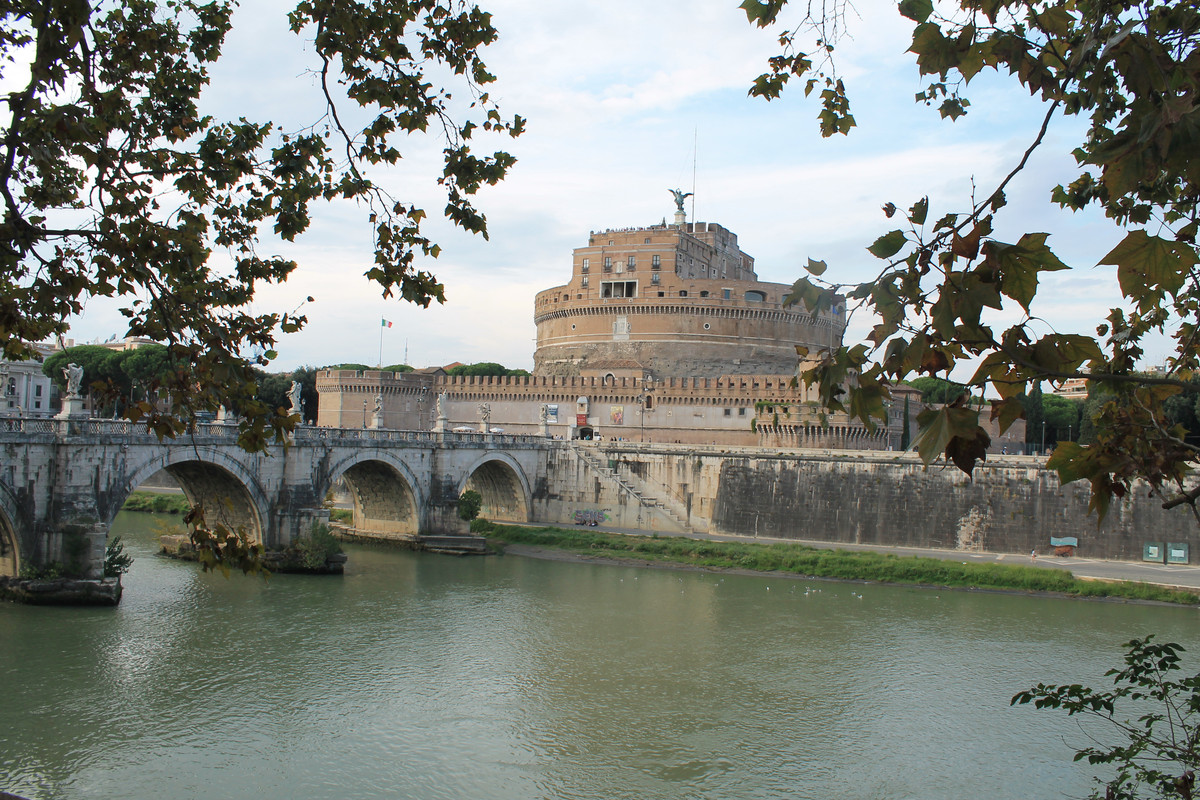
[0,417,553,579]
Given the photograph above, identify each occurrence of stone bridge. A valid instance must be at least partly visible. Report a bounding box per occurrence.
[0,418,553,578]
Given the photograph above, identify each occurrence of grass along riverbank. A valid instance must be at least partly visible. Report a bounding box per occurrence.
[473,521,1200,605]
[121,491,190,514]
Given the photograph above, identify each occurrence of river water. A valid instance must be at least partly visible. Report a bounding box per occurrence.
[2,512,1198,800]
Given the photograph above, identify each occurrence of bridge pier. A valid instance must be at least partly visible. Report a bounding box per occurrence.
[274,506,333,546]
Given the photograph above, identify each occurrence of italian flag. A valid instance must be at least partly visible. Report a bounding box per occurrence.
[381,319,392,328]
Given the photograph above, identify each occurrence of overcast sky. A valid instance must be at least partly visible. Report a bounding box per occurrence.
[59,0,1149,376]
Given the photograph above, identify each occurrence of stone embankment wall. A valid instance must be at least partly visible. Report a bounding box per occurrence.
[553,445,1198,560]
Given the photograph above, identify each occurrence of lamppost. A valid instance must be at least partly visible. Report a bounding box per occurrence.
[362,399,367,429]
[1041,420,1046,454]
[1067,424,1072,442]
[640,390,646,443]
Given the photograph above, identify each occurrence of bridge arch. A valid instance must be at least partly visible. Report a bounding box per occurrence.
[324,453,425,537]
[460,452,531,523]
[121,447,271,545]
[0,482,22,577]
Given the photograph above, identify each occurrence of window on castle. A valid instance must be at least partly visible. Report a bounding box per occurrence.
[723,288,731,300]
[581,258,589,273]
[652,255,661,268]
[582,277,589,288]
[699,290,709,297]
[738,407,747,416]
[651,273,660,285]
[724,408,731,417]
[745,290,766,302]
[627,256,636,270]
[604,257,612,272]
[601,280,637,298]
[35,384,42,396]
[679,290,688,297]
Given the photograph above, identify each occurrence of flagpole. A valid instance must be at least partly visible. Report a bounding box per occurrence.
[378,320,384,367]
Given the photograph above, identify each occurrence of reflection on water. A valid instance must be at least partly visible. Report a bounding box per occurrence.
[1,511,1197,800]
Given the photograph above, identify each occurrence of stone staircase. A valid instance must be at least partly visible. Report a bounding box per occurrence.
[415,534,491,555]
[569,444,690,532]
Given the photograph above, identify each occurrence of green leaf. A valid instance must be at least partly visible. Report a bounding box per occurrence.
[805,258,828,276]
[868,230,907,259]
[898,0,933,23]
[908,197,929,226]
[1099,231,1194,311]
[912,405,980,466]
[984,233,1069,312]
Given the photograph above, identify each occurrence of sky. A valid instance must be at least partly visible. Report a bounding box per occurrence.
[57,0,1148,376]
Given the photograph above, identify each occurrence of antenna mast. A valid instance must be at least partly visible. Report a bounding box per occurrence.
[690,128,697,222]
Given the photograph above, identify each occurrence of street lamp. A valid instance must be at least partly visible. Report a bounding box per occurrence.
[639,391,646,443]
[1041,420,1046,454]
[362,399,367,429]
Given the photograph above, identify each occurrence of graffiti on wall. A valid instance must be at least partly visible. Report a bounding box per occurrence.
[573,509,610,526]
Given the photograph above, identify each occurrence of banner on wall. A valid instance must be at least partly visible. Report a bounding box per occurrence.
[547,404,558,423]
[576,414,588,427]
[610,405,624,425]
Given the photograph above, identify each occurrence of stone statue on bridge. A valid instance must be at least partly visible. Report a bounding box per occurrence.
[479,402,491,433]
[288,381,304,420]
[63,363,84,399]
[371,394,383,429]
[437,391,447,419]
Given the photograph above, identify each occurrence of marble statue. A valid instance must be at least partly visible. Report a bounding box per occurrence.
[64,363,84,398]
[287,381,303,417]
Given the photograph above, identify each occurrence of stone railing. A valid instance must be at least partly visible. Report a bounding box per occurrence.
[0,416,549,447]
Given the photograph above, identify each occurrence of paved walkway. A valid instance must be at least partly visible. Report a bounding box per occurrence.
[548,522,1200,592]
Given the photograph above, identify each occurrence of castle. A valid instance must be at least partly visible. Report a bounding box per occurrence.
[316,207,1024,452]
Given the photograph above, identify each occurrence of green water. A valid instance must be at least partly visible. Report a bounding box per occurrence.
[2,511,1198,800]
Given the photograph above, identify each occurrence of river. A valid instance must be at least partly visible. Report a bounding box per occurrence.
[2,512,1198,800]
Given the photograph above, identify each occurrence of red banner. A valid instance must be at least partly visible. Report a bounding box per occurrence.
[576,414,588,426]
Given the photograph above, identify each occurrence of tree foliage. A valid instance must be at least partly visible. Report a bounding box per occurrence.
[457,488,482,521]
[2,1,522,451]
[43,343,176,415]
[1013,636,1200,799]
[447,361,530,377]
[744,0,1200,521]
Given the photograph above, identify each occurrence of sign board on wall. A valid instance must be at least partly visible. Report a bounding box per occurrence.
[610,405,624,425]
[547,404,558,423]
[576,414,588,427]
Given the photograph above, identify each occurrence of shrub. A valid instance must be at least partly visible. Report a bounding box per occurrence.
[458,489,483,521]
[294,523,343,570]
[104,536,133,578]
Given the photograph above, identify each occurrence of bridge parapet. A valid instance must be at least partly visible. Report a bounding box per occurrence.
[2,416,553,450]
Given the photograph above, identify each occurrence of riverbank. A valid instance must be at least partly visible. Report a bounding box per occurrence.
[122,490,190,514]
[475,521,1200,605]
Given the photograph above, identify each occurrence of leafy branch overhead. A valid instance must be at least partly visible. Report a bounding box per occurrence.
[0,1,523,450]
[746,0,1200,521]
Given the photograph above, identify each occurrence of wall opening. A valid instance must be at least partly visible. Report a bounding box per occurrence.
[339,460,420,537]
[464,460,528,523]
[0,512,17,577]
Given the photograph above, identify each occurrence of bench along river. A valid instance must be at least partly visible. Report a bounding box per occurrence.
[3,511,1198,800]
